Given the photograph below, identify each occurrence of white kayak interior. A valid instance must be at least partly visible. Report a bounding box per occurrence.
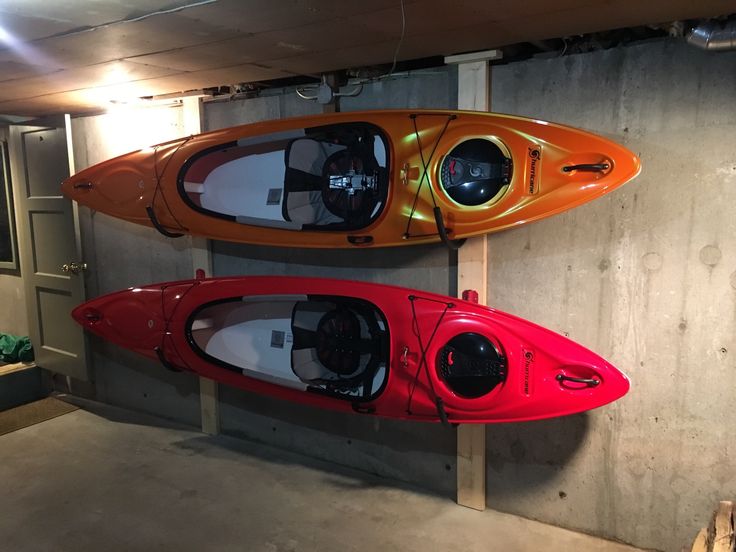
[188,294,388,399]
[181,126,388,230]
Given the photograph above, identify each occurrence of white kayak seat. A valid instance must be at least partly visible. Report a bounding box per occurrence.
[199,149,286,218]
[235,216,303,230]
[285,191,343,226]
[288,138,345,175]
[183,181,205,194]
[292,348,331,382]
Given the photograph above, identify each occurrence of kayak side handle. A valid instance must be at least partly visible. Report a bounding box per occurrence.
[352,403,376,414]
[154,346,182,372]
[347,235,374,246]
[146,206,185,238]
[433,207,466,250]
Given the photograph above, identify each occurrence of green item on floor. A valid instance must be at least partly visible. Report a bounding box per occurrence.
[0,333,34,363]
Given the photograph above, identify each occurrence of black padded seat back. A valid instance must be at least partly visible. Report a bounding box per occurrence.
[290,300,376,384]
[283,139,345,225]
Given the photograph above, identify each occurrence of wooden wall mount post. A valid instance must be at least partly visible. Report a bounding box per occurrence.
[182,96,220,436]
[453,56,494,511]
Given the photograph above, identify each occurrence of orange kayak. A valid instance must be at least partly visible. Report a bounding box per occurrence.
[62,110,640,248]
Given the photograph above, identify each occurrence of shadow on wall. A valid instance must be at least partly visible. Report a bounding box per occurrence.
[485,413,590,490]
[218,384,454,455]
[170,432,444,498]
[212,240,457,295]
[90,338,202,426]
[216,384,459,498]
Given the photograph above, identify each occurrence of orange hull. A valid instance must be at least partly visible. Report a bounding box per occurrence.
[62,110,640,248]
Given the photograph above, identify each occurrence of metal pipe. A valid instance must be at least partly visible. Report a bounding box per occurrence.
[687,20,736,51]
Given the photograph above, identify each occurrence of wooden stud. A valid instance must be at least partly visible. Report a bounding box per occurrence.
[182,96,221,436]
[199,376,220,436]
[689,527,708,552]
[454,55,495,511]
[456,423,486,510]
[710,501,734,552]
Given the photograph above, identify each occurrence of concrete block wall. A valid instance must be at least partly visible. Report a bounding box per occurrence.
[486,40,736,551]
[70,106,202,426]
[70,67,462,492]
[205,67,460,495]
[66,42,736,551]
[0,126,28,337]
[0,274,26,336]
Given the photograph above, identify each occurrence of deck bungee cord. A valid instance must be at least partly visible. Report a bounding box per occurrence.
[405,294,455,425]
[153,279,201,373]
[147,137,193,238]
[403,113,465,250]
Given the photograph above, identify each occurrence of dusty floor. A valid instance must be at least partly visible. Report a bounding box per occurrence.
[0,398,645,552]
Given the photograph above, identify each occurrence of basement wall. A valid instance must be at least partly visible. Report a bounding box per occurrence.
[0,126,27,337]
[70,106,201,425]
[68,40,736,552]
[69,67,461,492]
[0,274,25,337]
[204,67,459,494]
[486,39,736,551]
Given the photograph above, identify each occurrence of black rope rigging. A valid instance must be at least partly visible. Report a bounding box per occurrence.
[403,114,456,241]
[405,294,455,426]
[147,137,193,238]
[153,280,200,372]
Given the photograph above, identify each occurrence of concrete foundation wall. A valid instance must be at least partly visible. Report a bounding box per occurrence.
[205,67,460,494]
[70,106,202,426]
[65,43,736,552]
[487,39,736,551]
[0,126,28,337]
[69,68,461,491]
[0,274,27,336]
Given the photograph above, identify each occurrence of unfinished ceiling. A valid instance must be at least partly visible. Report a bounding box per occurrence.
[0,0,733,117]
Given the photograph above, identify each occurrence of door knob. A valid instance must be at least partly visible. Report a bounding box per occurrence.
[61,261,87,274]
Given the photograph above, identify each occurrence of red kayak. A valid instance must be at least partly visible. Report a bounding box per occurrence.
[72,277,629,423]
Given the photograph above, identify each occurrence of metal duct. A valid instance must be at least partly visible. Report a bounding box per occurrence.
[687,20,736,51]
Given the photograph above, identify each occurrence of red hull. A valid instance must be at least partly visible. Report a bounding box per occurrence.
[72,277,629,423]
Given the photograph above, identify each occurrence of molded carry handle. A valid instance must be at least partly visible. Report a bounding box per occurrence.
[347,235,374,246]
[562,163,610,173]
[436,397,451,428]
[556,374,600,387]
[433,207,466,250]
[154,346,182,372]
[352,403,376,414]
[146,206,184,238]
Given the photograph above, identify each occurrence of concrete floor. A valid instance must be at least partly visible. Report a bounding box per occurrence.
[0,399,645,552]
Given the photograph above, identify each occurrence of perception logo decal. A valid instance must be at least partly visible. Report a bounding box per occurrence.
[527,146,541,195]
[522,349,534,396]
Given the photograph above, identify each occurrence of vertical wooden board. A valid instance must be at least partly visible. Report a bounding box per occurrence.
[711,501,734,552]
[456,423,486,510]
[458,234,488,304]
[688,527,708,552]
[457,61,490,112]
[182,95,220,436]
[199,376,220,436]
[455,57,491,511]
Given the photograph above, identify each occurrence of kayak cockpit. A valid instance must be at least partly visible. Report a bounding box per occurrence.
[178,123,389,232]
[439,139,512,206]
[437,332,507,398]
[186,294,390,401]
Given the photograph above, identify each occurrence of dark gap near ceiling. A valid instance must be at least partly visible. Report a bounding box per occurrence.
[199,22,687,100]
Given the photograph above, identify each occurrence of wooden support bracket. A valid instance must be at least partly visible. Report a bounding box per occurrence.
[182,96,221,436]
[455,55,495,511]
